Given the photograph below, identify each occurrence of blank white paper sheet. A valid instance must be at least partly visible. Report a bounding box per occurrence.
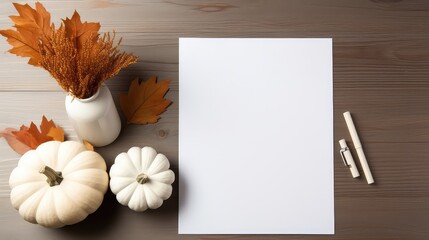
[179,38,334,234]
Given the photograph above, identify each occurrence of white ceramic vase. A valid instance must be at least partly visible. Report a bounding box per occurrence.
[65,85,121,147]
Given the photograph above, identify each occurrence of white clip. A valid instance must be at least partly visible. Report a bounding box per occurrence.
[339,139,360,178]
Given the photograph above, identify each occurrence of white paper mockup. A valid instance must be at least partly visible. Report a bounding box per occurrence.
[179,38,334,234]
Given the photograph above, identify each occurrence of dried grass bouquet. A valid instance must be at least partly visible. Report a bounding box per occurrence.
[0,2,138,99]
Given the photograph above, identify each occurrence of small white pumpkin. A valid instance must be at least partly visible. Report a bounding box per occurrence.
[109,146,175,211]
[9,141,109,228]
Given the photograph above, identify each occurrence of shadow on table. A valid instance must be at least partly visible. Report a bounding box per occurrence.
[58,190,120,237]
[140,160,179,220]
[57,159,180,237]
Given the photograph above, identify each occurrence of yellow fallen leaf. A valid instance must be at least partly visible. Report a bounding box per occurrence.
[82,140,94,151]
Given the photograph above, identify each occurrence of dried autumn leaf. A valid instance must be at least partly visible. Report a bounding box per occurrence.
[14,123,48,149]
[39,115,64,141]
[82,140,94,151]
[0,2,53,66]
[47,127,65,142]
[13,116,65,149]
[62,10,100,50]
[120,76,172,124]
[0,116,65,154]
[11,2,52,39]
[0,128,31,155]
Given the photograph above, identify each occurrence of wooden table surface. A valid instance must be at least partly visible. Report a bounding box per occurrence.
[1,0,429,239]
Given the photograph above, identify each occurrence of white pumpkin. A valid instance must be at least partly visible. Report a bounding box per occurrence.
[9,141,109,228]
[109,146,175,211]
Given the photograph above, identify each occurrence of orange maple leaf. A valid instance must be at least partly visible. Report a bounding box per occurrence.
[13,123,50,149]
[62,11,100,50]
[120,76,172,124]
[41,116,65,142]
[0,2,53,66]
[0,116,65,154]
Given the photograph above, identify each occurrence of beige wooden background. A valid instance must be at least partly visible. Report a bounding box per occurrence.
[1,0,429,239]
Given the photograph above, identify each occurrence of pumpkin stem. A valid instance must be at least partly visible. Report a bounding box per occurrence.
[40,166,63,187]
[136,173,149,184]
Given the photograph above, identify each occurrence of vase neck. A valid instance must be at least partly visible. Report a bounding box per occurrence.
[75,86,103,103]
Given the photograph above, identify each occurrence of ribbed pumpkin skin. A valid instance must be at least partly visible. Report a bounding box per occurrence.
[9,141,109,228]
[109,146,175,212]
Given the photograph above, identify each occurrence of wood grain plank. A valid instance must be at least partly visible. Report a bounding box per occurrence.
[2,37,429,90]
[334,142,429,198]
[0,1,429,90]
[335,88,429,143]
[0,197,428,240]
[1,1,428,33]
